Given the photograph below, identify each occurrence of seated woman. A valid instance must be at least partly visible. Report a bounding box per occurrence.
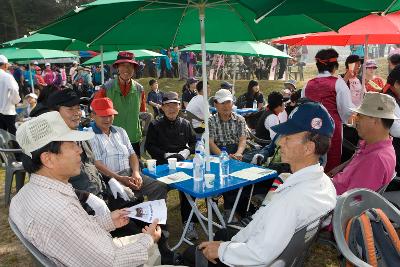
[236,80,265,128]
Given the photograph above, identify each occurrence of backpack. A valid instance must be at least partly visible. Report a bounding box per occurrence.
[345,208,400,267]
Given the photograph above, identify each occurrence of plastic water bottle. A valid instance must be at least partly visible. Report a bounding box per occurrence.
[252,100,258,109]
[193,150,205,181]
[195,138,205,157]
[219,147,230,179]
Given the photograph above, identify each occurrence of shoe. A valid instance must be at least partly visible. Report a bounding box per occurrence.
[184,221,199,241]
[228,216,252,230]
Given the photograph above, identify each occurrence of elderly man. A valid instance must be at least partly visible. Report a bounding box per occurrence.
[145,91,197,240]
[89,97,168,202]
[94,51,146,156]
[10,111,162,266]
[183,102,337,266]
[47,89,138,218]
[209,89,248,219]
[330,92,398,195]
[0,55,21,135]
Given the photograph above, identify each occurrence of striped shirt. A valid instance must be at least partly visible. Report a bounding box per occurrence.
[9,173,153,266]
[208,112,247,146]
[89,124,135,172]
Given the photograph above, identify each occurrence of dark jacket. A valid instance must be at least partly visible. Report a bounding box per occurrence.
[145,116,196,164]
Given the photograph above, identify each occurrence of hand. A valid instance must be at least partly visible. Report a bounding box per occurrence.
[111,209,130,228]
[108,178,130,201]
[229,153,243,161]
[178,149,190,159]
[117,175,136,188]
[165,152,175,159]
[343,70,353,81]
[251,154,264,165]
[142,219,162,242]
[198,241,222,264]
[130,171,143,190]
[86,193,110,216]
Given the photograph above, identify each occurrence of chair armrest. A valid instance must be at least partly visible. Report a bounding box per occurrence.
[0,148,24,153]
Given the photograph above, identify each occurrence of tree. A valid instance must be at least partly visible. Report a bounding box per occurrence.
[0,0,92,44]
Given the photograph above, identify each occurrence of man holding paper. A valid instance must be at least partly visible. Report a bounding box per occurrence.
[9,111,162,266]
[183,102,337,266]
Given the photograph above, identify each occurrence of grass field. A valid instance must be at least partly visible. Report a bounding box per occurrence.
[1,57,390,266]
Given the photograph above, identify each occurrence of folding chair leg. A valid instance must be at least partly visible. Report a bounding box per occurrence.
[4,169,13,206]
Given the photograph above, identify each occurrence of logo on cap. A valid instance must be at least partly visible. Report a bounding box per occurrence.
[311,118,322,130]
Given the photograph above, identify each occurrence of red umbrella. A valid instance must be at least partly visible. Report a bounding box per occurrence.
[273,11,400,46]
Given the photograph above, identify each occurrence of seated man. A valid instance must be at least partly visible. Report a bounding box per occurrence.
[89,97,168,202]
[47,89,138,220]
[10,111,162,266]
[209,89,252,219]
[330,92,398,195]
[184,102,337,266]
[145,91,198,240]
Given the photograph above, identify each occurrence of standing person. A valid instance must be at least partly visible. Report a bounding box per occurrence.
[43,63,56,86]
[188,52,197,78]
[69,61,79,83]
[92,65,103,86]
[60,65,67,86]
[302,48,354,172]
[365,59,385,92]
[171,47,179,78]
[181,77,198,109]
[94,51,146,156]
[350,45,365,58]
[33,66,47,91]
[341,55,364,107]
[0,55,21,135]
[13,63,25,99]
[186,81,211,134]
[147,79,163,118]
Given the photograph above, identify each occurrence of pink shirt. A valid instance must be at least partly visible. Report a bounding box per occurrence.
[333,139,396,195]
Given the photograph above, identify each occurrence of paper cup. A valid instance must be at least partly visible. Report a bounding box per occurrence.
[147,159,157,172]
[204,173,215,188]
[168,158,177,170]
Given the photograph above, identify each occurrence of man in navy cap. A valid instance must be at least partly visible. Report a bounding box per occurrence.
[184,101,337,266]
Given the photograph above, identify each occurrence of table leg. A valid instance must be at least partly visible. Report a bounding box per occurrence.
[207,198,213,241]
[228,187,243,223]
[171,209,195,251]
[210,199,226,228]
[247,184,255,212]
[184,193,209,235]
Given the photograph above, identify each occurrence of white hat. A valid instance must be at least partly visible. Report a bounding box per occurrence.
[25,93,38,99]
[45,62,50,66]
[214,89,233,103]
[16,111,94,157]
[0,55,8,64]
[33,61,39,65]
[350,92,399,120]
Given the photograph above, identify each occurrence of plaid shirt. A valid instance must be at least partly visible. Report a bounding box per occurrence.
[9,174,153,266]
[209,112,247,146]
[89,124,135,172]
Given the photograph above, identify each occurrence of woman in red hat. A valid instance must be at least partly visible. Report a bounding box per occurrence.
[95,51,146,156]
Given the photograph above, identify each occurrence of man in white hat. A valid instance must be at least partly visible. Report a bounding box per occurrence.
[9,111,162,266]
[330,92,398,195]
[0,54,21,135]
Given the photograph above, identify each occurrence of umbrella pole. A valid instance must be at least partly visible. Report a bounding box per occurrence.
[199,7,211,172]
[232,63,236,96]
[100,45,104,84]
[362,35,369,91]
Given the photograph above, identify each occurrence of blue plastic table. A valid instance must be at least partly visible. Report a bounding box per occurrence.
[143,159,277,249]
[209,107,258,116]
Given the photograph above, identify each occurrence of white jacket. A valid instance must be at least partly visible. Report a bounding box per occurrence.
[218,164,337,266]
[0,69,20,115]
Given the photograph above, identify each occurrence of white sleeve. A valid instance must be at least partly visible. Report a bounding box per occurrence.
[390,102,400,138]
[301,81,308,98]
[218,199,297,266]
[264,115,280,140]
[8,75,21,105]
[335,77,355,123]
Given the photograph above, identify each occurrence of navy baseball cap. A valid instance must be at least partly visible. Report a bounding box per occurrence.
[271,102,335,137]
